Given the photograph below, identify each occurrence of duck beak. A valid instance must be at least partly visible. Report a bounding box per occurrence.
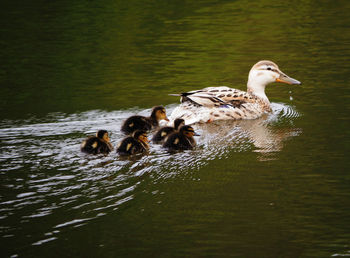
[193,132,200,136]
[164,116,170,122]
[276,72,301,85]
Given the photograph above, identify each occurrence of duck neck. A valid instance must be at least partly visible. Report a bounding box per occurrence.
[247,81,270,104]
[149,113,159,126]
[139,140,149,149]
[101,139,113,151]
[185,135,196,146]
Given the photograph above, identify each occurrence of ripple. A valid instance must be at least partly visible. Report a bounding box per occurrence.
[32,237,57,246]
[16,192,36,198]
[0,103,302,249]
[54,218,93,229]
[269,102,301,122]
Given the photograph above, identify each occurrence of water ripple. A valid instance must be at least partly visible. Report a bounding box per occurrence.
[0,103,301,249]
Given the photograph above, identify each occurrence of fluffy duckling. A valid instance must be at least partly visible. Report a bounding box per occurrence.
[81,130,113,154]
[152,118,185,144]
[162,125,199,151]
[117,130,149,156]
[121,106,169,134]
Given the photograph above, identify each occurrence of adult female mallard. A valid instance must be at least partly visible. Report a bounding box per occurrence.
[81,130,113,154]
[121,106,169,134]
[169,60,301,124]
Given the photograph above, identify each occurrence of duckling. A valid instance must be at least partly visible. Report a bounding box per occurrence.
[152,118,185,144]
[162,125,199,151]
[81,130,113,154]
[121,106,169,134]
[117,130,149,156]
[169,60,301,124]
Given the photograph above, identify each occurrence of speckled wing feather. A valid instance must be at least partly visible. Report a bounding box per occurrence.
[195,86,258,105]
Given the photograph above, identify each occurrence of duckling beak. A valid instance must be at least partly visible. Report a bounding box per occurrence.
[276,72,301,85]
[164,116,170,122]
[193,132,200,136]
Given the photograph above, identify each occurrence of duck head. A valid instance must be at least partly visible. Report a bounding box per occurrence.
[133,130,149,148]
[152,106,169,122]
[96,130,110,143]
[180,125,200,138]
[247,60,301,101]
[174,118,185,130]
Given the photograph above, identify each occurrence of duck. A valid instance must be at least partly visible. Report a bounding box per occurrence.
[169,60,301,124]
[152,118,185,144]
[81,130,113,154]
[121,106,169,134]
[162,125,199,151]
[117,130,149,156]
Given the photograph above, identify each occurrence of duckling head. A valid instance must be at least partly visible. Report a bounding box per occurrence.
[247,60,301,101]
[96,130,110,142]
[174,118,185,130]
[152,106,169,122]
[133,130,149,148]
[180,125,200,138]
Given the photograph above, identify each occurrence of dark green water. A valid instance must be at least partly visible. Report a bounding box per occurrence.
[1,0,350,257]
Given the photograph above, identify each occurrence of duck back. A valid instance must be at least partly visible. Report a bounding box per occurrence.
[121,116,153,134]
[117,136,147,155]
[81,137,112,154]
[163,132,194,150]
[152,127,176,144]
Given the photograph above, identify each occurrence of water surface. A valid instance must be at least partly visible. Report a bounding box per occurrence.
[1,0,350,257]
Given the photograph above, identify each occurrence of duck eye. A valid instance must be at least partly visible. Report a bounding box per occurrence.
[267,67,271,70]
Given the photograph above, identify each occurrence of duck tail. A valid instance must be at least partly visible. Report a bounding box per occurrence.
[169,90,203,97]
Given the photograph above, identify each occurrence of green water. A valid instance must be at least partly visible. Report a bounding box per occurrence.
[1,0,350,257]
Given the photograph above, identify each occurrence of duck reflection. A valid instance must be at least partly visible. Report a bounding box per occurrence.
[192,112,302,161]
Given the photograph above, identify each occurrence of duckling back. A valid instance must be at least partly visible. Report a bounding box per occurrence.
[162,125,197,151]
[117,136,147,156]
[121,106,169,135]
[152,118,185,144]
[81,136,112,154]
[121,116,152,134]
[152,127,176,144]
[162,132,194,150]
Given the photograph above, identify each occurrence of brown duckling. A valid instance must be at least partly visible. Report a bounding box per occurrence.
[117,130,149,156]
[152,118,185,144]
[121,106,169,135]
[162,125,199,151]
[81,130,113,154]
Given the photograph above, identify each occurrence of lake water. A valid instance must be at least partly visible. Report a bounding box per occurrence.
[1,0,350,257]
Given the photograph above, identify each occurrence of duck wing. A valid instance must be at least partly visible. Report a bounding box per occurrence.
[173,86,256,108]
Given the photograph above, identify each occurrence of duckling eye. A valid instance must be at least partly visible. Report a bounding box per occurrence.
[267,67,271,71]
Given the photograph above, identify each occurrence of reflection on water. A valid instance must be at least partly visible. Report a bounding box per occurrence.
[194,103,302,161]
[0,103,301,251]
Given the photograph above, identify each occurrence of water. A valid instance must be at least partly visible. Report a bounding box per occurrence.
[1,0,350,257]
